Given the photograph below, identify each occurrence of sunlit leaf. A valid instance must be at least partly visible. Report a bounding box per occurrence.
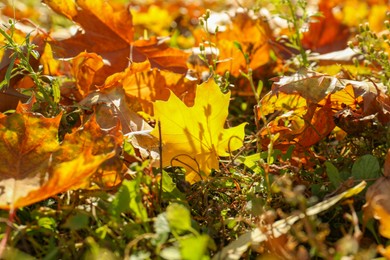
[102,60,197,115]
[166,203,192,234]
[195,12,273,77]
[0,105,120,210]
[131,5,173,37]
[70,52,104,100]
[44,0,189,83]
[302,1,350,53]
[80,86,159,161]
[180,234,210,260]
[109,178,148,222]
[151,79,246,183]
[259,70,390,153]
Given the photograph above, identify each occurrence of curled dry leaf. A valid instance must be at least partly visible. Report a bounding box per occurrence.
[151,79,246,183]
[258,70,390,153]
[0,103,121,210]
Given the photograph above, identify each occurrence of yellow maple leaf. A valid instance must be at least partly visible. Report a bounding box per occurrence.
[151,79,246,183]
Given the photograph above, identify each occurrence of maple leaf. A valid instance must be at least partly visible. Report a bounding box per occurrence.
[0,104,121,210]
[302,1,350,53]
[70,52,104,100]
[194,12,273,78]
[151,79,246,183]
[102,60,197,115]
[43,0,189,84]
[258,70,390,152]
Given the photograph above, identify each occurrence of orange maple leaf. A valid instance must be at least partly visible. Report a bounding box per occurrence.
[102,60,197,115]
[43,0,189,85]
[0,104,122,210]
[193,12,273,78]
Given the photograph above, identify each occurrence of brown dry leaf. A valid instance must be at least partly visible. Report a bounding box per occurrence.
[0,104,121,210]
[258,96,335,151]
[269,70,389,117]
[296,97,335,148]
[258,70,389,154]
[102,60,197,115]
[268,70,344,103]
[43,0,189,85]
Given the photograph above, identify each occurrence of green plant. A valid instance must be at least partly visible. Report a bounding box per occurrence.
[352,18,390,93]
[271,0,320,68]
[0,20,60,115]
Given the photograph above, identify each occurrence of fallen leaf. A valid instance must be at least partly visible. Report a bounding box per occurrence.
[258,93,334,152]
[378,244,390,259]
[102,60,197,115]
[43,0,189,85]
[0,104,121,210]
[131,5,173,37]
[70,52,104,100]
[151,79,246,183]
[79,86,159,161]
[213,181,366,260]
[193,12,274,77]
[259,70,390,151]
[302,1,350,53]
[362,150,390,256]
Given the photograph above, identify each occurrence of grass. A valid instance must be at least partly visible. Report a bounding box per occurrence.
[1,0,390,259]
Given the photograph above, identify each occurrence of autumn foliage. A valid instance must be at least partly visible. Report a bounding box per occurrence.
[1,0,390,259]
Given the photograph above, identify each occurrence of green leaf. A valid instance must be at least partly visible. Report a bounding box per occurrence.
[166,203,192,234]
[52,79,61,103]
[352,155,381,182]
[109,179,148,222]
[3,54,17,88]
[162,171,185,201]
[63,213,89,230]
[180,234,210,260]
[281,145,295,161]
[154,212,170,245]
[160,247,181,260]
[237,153,263,173]
[325,162,342,188]
[38,217,57,231]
